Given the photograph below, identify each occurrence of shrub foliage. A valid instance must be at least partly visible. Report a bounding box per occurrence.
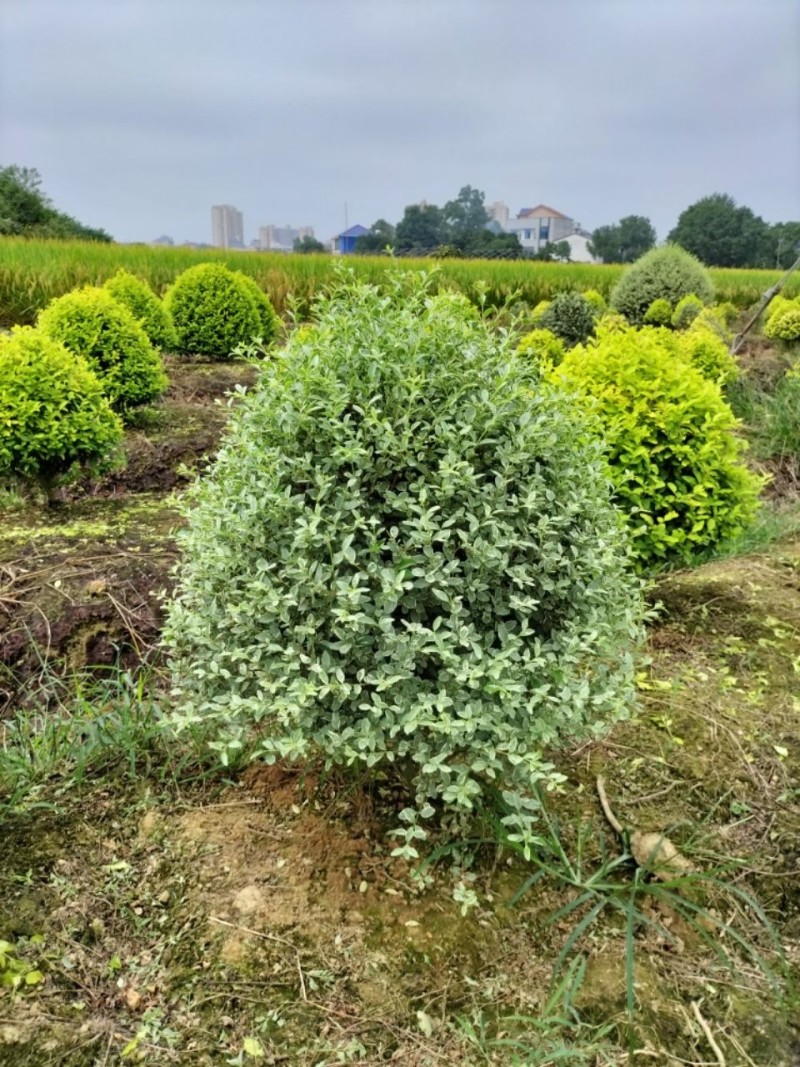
[611,245,714,325]
[539,290,596,347]
[582,288,606,315]
[233,271,281,348]
[164,263,263,359]
[764,306,800,343]
[165,273,644,850]
[516,328,566,369]
[38,287,168,412]
[103,269,177,351]
[555,325,760,568]
[643,298,672,326]
[678,325,738,384]
[671,293,704,330]
[0,326,122,484]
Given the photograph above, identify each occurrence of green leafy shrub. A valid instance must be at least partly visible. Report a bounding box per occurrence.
[165,273,644,853]
[764,295,794,325]
[643,298,673,326]
[690,306,731,342]
[0,326,122,486]
[516,328,565,369]
[764,306,800,343]
[233,271,281,348]
[530,299,551,324]
[103,269,177,351]
[677,325,738,384]
[597,311,629,334]
[611,245,713,325]
[164,263,262,359]
[539,290,596,347]
[671,293,704,330]
[554,325,761,568]
[712,301,738,326]
[38,287,168,412]
[582,288,606,315]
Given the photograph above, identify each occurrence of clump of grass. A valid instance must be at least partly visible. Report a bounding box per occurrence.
[455,956,615,1064]
[422,784,786,1041]
[0,665,251,813]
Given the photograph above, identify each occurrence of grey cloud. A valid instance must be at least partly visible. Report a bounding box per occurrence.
[1,0,797,244]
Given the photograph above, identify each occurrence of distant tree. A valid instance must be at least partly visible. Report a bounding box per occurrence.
[526,240,573,263]
[293,235,326,253]
[0,166,51,231]
[0,165,112,241]
[548,240,572,262]
[395,203,446,252]
[588,216,656,263]
[668,194,768,268]
[766,221,800,269]
[354,218,396,253]
[442,185,490,246]
[462,230,523,258]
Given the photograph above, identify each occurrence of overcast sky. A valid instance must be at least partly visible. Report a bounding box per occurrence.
[2,0,799,245]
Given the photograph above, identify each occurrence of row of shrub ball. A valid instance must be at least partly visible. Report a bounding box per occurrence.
[0,264,279,489]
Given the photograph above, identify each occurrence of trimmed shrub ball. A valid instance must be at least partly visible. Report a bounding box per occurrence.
[611,245,713,325]
[103,269,178,351]
[164,263,263,360]
[764,306,800,344]
[554,323,760,568]
[38,287,168,414]
[539,290,596,347]
[643,298,673,326]
[164,272,645,854]
[233,272,281,349]
[0,326,123,487]
[671,293,704,330]
[516,328,565,369]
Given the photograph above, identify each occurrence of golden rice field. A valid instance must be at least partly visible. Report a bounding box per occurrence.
[1,236,797,326]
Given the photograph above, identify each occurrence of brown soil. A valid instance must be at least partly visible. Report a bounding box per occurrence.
[0,498,180,711]
[65,360,259,501]
[762,455,800,502]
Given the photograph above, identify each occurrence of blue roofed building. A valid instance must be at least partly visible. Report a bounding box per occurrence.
[333,224,369,254]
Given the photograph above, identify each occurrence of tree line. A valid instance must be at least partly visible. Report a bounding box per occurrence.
[2,165,797,269]
[347,188,799,269]
[0,166,112,242]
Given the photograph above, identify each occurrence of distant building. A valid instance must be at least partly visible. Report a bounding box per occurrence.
[561,231,597,264]
[504,205,574,254]
[211,204,244,248]
[258,224,315,252]
[333,224,369,254]
[487,201,510,226]
[151,234,174,246]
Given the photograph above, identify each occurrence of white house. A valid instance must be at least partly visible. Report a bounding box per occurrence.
[560,232,597,263]
[503,204,575,254]
[496,203,600,262]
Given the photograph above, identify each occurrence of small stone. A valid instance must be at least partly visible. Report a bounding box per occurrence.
[233,885,265,916]
[124,987,142,1011]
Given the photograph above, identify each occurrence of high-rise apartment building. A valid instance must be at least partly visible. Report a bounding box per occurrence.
[487,201,510,226]
[211,204,244,248]
[258,224,315,252]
